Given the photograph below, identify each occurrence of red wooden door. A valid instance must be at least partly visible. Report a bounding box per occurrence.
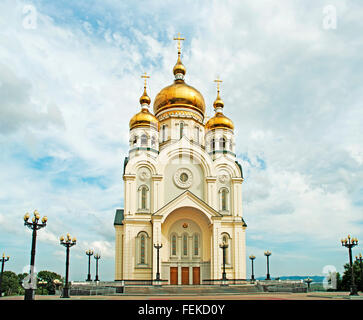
[170,267,178,285]
[193,267,200,285]
[182,267,189,285]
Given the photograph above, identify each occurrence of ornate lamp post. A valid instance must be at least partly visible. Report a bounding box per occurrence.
[60,233,76,298]
[264,251,272,280]
[304,277,313,292]
[341,235,359,296]
[356,253,363,291]
[53,279,62,295]
[0,253,10,297]
[94,253,101,281]
[219,243,229,284]
[23,210,47,300]
[38,280,47,295]
[249,255,256,281]
[85,249,93,281]
[154,243,162,282]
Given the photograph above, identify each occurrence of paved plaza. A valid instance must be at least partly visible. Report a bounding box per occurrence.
[1,292,362,300]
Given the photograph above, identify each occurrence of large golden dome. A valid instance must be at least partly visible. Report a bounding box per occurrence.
[153,81,206,118]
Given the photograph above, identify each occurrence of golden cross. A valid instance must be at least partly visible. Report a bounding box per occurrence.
[141,72,150,88]
[173,32,185,54]
[214,78,223,93]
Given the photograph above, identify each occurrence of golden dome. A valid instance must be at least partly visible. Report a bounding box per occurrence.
[205,112,234,131]
[153,81,206,118]
[129,109,159,131]
[139,87,151,105]
[213,91,224,109]
[173,55,186,76]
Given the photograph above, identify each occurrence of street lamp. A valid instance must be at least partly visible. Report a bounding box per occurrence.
[249,255,256,281]
[264,251,272,280]
[23,210,47,300]
[304,277,313,292]
[355,253,362,292]
[60,233,76,298]
[0,253,10,297]
[341,235,359,296]
[219,243,229,284]
[94,253,101,282]
[53,279,62,295]
[85,249,93,281]
[154,243,162,282]
[38,280,47,295]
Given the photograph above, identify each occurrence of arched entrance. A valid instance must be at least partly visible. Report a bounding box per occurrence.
[160,206,211,285]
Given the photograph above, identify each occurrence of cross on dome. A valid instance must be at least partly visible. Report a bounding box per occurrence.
[173,32,185,55]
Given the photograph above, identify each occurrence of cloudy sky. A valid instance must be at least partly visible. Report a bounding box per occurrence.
[0,0,362,282]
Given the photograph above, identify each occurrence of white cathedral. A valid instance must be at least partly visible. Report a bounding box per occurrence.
[114,36,247,285]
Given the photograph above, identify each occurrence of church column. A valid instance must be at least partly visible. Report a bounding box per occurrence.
[152,215,162,280]
[231,177,243,217]
[211,217,222,279]
[151,175,163,213]
[123,174,136,216]
[205,177,217,210]
[122,223,134,280]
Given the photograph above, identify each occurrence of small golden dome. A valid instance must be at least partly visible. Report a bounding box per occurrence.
[153,81,205,117]
[205,112,234,131]
[173,55,186,76]
[129,109,159,131]
[139,87,151,105]
[213,92,224,109]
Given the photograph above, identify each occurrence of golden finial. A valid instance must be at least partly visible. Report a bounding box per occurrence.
[140,72,151,105]
[213,78,224,109]
[173,32,185,56]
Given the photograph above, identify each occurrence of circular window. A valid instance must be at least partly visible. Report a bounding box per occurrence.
[174,168,193,189]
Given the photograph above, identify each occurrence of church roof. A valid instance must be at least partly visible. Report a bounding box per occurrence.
[114,209,124,225]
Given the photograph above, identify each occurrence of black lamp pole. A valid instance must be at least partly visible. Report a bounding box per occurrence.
[356,253,363,291]
[60,233,76,298]
[304,277,313,292]
[0,254,10,297]
[23,210,47,300]
[264,251,271,280]
[341,235,359,296]
[85,250,93,281]
[154,243,162,281]
[94,253,101,281]
[220,243,228,282]
[249,255,256,281]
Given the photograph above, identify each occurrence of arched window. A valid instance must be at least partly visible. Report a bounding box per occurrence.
[219,137,226,150]
[136,231,149,265]
[219,188,229,212]
[151,136,156,148]
[171,234,177,256]
[133,136,138,146]
[162,124,167,142]
[193,234,199,256]
[141,134,148,146]
[221,233,231,265]
[140,234,146,264]
[180,122,184,139]
[195,127,199,143]
[183,234,188,256]
[138,185,149,211]
[211,138,215,151]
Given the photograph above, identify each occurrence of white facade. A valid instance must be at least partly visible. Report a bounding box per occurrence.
[114,52,247,284]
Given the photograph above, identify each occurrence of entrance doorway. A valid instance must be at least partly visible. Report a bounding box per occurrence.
[193,267,200,285]
[181,267,189,285]
[170,267,178,285]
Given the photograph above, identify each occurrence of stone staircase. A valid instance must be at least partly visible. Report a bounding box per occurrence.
[122,284,260,295]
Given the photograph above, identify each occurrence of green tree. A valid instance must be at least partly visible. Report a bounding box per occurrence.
[337,261,362,292]
[1,271,23,296]
[37,270,62,295]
